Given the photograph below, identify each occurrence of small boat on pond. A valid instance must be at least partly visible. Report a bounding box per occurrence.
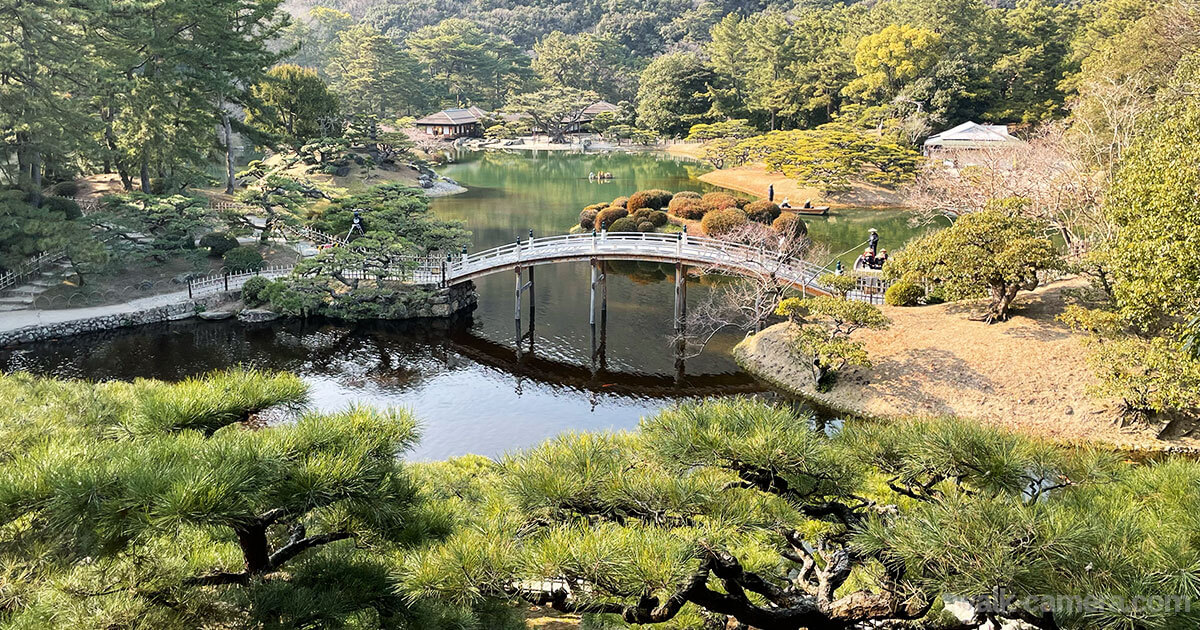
[779,198,830,216]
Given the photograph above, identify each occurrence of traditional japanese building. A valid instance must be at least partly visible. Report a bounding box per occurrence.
[413,106,489,138]
[922,121,1021,156]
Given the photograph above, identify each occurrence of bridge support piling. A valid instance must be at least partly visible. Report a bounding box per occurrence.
[589,258,607,326]
[674,262,687,331]
[601,260,607,318]
[527,265,535,327]
[515,265,535,352]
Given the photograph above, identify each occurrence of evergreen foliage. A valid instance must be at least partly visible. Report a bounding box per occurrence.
[885,207,1060,322]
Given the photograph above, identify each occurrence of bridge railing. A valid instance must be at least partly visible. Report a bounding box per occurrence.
[447,231,837,293]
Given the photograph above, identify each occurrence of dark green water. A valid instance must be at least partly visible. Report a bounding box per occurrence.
[2,150,924,460]
[433,149,923,266]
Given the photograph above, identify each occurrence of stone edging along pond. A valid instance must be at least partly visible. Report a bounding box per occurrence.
[0,283,478,347]
[0,296,226,346]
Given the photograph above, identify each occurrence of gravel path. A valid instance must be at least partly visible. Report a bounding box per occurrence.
[0,289,193,333]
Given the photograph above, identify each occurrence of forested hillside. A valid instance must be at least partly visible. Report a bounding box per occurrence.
[272,0,1171,137]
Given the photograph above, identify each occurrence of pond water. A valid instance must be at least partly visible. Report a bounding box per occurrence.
[1,150,925,460]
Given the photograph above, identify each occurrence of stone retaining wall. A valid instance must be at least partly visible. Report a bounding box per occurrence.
[0,281,478,347]
[0,296,225,346]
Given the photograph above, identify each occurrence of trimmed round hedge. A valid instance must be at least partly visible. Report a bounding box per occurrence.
[607,217,640,232]
[771,212,808,238]
[50,180,80,197]
[626,191,656,211]
[671,199,710,220]
[579,209,599,230]
[629,208,668,226]
[222,246,265,272]
[744,200,781,224]
[702,192,742,210]
[610,196,629,208]
[701,208,748,236]
[638,221,656,232]
[595,207,629,231]
[885,280,925,306]
[200,232,241,257]
[240,275,274,307]
[43,196,82,221]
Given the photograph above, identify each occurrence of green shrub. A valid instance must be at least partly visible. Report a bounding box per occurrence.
[580,209,599,230]
[50,180,79,197]
[200,232,240,257]
[702,192,742,210]
[816,272,858,298]
[925,285,947,305]
[241,275,274,306]
[647,210,668,227]
[700,208,748,236]
[595,207,628,230]
[608,217,640,232]
[744,200,781,224]
[610,196,628,208]
[42,196,82,220]
[884,279,925,306]
[772,212,808,238]
[223,245,265,272]
[637,220,656,232]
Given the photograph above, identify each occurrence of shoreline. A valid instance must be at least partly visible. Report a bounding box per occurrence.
[665,144,906,209]
[732,277,1200,454]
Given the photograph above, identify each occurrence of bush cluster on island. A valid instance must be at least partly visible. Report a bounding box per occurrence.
[576,188,807,240]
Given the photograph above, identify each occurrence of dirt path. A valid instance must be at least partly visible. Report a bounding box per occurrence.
[735,278,1199,452]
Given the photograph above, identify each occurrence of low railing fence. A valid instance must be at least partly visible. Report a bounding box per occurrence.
[186,265,295,298]
[1,250,67,293]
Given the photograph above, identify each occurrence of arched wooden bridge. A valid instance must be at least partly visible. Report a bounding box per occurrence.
[445,232,832,290]
[187,231,886,306]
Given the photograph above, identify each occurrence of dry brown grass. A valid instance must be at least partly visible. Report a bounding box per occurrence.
[664,146,905,209]
[736,277,1200,452]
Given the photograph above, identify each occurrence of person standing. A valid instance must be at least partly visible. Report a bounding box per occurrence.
[868,228,879,253]
[768,184,774,202]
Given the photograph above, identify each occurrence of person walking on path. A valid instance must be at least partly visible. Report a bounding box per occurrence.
[768,184,774,202]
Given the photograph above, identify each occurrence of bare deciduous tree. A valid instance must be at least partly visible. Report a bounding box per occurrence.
[907,124,1110,250]
[674,223,827,356]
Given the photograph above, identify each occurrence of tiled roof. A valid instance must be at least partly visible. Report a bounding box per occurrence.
[414,107,484,126]
[582,101,619,116]
[924,121,1018,146]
